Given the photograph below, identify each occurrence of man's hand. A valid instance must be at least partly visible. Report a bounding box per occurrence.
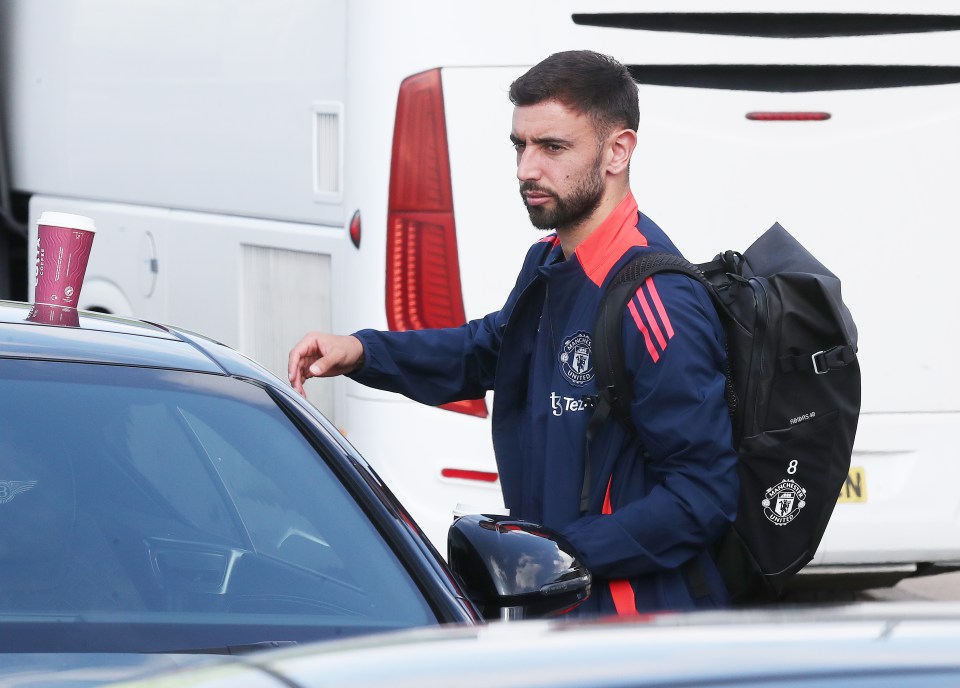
[288,332,365,396]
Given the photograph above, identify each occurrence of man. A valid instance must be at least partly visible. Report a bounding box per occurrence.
[288,50,738,615]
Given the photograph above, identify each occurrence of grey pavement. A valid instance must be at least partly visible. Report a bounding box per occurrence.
[861,571,960,602]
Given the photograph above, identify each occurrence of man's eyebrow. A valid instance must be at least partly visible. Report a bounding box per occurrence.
[509,133,572,146]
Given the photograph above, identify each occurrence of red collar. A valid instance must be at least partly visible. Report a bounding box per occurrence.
[574,193,647,287]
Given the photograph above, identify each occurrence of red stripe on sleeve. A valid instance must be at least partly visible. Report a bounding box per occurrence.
[646,278,675,339]
[627,299,660,363]
[635,288,667,350]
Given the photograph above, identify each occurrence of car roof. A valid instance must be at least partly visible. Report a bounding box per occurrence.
[0,300,274,382]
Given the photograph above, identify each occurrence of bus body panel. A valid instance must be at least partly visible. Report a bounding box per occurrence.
[4,0,348,227]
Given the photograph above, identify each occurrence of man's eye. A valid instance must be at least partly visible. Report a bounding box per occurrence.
[512,142,525,151]
[547,144,564,153]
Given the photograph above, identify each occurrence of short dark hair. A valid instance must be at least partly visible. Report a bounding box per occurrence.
[509,51,639,135]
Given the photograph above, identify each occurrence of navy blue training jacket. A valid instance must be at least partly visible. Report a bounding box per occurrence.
[352,193,738,615]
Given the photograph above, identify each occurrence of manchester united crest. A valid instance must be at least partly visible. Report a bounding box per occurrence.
[762,478,806,526]
[558,330,593,387]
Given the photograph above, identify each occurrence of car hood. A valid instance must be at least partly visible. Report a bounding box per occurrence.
[0,653,227,687]
[83,602,960,688]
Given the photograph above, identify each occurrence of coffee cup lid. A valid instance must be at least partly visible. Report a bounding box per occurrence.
[38,211,96,233]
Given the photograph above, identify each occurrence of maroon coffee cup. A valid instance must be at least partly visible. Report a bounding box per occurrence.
[34,211,96,307]
[25,303,81,328]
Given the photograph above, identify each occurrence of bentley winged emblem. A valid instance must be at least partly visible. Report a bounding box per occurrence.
[0,480,39,504]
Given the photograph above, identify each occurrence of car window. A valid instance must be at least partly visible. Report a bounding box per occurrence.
[0,360,435,652]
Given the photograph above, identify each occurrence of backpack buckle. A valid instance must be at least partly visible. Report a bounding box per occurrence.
[811,350,829,374]
[812,346,853,374]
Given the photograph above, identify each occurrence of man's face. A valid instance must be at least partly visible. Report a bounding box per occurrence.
[511,100,606,231]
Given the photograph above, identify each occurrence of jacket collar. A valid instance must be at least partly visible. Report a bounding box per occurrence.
[574,192,647,287]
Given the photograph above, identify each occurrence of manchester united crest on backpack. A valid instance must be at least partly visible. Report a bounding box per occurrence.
[762,478,807,526]
[558,330,593,387]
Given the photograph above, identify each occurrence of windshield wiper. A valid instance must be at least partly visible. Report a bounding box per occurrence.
[165,640,297,655]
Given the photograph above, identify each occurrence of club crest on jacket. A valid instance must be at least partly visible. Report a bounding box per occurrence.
[559,330,594,387]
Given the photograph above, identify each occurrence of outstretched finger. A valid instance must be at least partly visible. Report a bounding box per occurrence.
[288,334,323,394]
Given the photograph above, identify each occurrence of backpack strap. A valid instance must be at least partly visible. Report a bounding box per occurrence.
[580,252,710,512]
[779,344,857,374]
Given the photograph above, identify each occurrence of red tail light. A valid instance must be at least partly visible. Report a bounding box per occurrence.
[349,209,361,248]
[746,111,831,121]
[387,69,488,418]
[441,468,499,483]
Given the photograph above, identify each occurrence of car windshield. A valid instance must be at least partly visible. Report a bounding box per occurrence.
[0,359,435,653]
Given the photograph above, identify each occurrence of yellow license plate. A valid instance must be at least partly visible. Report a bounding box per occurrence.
[838,466,867,503]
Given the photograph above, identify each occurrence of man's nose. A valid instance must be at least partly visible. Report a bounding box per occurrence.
[516,148,541,182]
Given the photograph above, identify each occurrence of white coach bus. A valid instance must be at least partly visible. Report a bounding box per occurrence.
[2,1,959,592]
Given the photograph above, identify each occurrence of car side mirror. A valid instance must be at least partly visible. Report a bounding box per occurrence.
[447,514,591,620]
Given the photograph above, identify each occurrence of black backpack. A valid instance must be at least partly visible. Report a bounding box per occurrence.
[586,222,861,603]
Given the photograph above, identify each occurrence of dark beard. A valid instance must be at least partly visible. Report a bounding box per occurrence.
[520,156,605,231]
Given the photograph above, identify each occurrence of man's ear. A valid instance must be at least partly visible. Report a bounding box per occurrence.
[606,129,637,176]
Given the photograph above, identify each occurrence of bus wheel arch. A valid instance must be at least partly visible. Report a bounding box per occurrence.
[78,279,133,317]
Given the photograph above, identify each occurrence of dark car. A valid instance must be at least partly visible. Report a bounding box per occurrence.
[0,301,588,683]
